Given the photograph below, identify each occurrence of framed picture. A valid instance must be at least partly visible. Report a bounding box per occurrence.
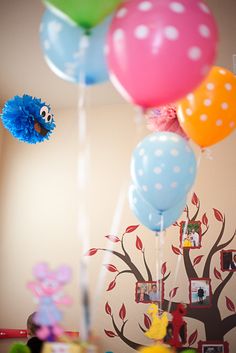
[198,340,229,353]
[180,221,202,249]
[189,278,212,308]
[135,281,164,304]
[220,249,236,271]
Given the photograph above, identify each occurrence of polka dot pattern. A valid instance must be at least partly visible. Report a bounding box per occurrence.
[107,0,218,109]
[178,66,236,147]
[113,28,124,41]
[131,132,196,211]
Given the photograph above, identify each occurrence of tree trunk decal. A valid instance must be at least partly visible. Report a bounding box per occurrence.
[86,194,236,351]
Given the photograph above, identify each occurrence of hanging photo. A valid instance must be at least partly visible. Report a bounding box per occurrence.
[135,281,164,304]
[220,250,236,271]
[198,340,229,353]
[180,221,202,249]
[189,278,212,308]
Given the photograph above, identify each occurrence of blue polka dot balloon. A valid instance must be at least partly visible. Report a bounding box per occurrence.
[131,132,197,212]
[1,94,55,144]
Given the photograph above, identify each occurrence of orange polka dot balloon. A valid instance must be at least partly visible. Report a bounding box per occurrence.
[177,66,236,148]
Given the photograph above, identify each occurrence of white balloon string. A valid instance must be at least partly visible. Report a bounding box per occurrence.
[155,231,160,309]
[90,181,128,327]
[167,148,203,312]
[159,213,165,312]
[77,32,91,342]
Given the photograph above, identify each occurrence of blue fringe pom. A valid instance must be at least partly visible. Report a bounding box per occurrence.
[1,94,55,144]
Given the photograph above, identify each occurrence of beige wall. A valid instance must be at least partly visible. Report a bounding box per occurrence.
[0,103,235,353]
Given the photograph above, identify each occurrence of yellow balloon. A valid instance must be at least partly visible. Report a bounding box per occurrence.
[178,66,236,147]
[139,344,175,353]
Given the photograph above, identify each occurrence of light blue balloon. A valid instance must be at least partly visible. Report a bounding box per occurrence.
[40,10,110,84]
[131,132,196,212]
[129,185,186,232]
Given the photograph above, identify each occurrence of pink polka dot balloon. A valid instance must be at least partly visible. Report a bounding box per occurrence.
[107,0,218,108]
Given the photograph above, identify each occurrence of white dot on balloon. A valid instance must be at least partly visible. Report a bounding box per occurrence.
[116,7,128,18]
[133,197,137,204]
[149,135,158,141]
[187,93,194,101]
[219,69,226,75]
[229,121,235,128]
[173,166,181,173]
[154,167,162,174]
[170,149,179,156]
[134,25,149,39]
[225,83,232,91]
[164,26,179,40]
[138,169,144,176]
[171,182,178,188]
[206,82,215,90]
[44,40,50,50]
[138,1,153,11]
[159,135,168,141]
[155,149,163,156]
[155,183,163,190]
[216,119,223,126]
[113,28,124,41]
[139,148,145,156]
[204,99,212,106]
[169,2,185,13]
[198,2,210,13]
[199,24,211,38]
[221,102,229,110]
[142,185,148,191]
[188,47,202,61]
[186,108,192,116]
[171,136,180,143]
[200,114,208,121]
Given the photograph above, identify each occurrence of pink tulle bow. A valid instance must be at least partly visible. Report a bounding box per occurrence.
[146,104,188,140]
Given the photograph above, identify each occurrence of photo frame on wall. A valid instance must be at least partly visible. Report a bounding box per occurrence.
[189,278,212,308]
[135,281,164,304]
[220,249,236,271]
[198,340,229,353]
[180,220,202,249]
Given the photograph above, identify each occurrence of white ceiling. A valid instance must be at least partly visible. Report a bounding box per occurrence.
[0,0,236,109]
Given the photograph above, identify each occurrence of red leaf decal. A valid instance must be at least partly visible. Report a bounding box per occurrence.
[161,262,167,276]
[104,329,117,338]
[144,314,151,329]
[172,222,179,227]
[125,225,139,233]
[193,255,204,266]
[225,296,235,312]
[192,192,199,206]
[202,213,208,226]
[171,245,182,255]
[105,235,120,243]
[169,287,178,299]
[105,302,112,315]
[136,236,143,251]
[84,248,97,256]
[188,329,198,346]
[106,280,116,291]
[214,267,222,281]
[104,264,118,272]
[213,208,223,222]
[119,303,126,321]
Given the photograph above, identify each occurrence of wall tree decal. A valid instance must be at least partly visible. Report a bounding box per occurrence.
[86,193,236,351]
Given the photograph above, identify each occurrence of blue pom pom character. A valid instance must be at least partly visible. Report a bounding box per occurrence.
[1,94,55,144]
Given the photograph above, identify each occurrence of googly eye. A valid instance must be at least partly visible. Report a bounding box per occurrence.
[40,106,49,118]
[46,114,53,123]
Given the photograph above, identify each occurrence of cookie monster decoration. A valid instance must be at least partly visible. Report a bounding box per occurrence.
[1,94,55,143]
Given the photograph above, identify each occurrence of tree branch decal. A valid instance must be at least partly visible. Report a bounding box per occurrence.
[86,195,235,351]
